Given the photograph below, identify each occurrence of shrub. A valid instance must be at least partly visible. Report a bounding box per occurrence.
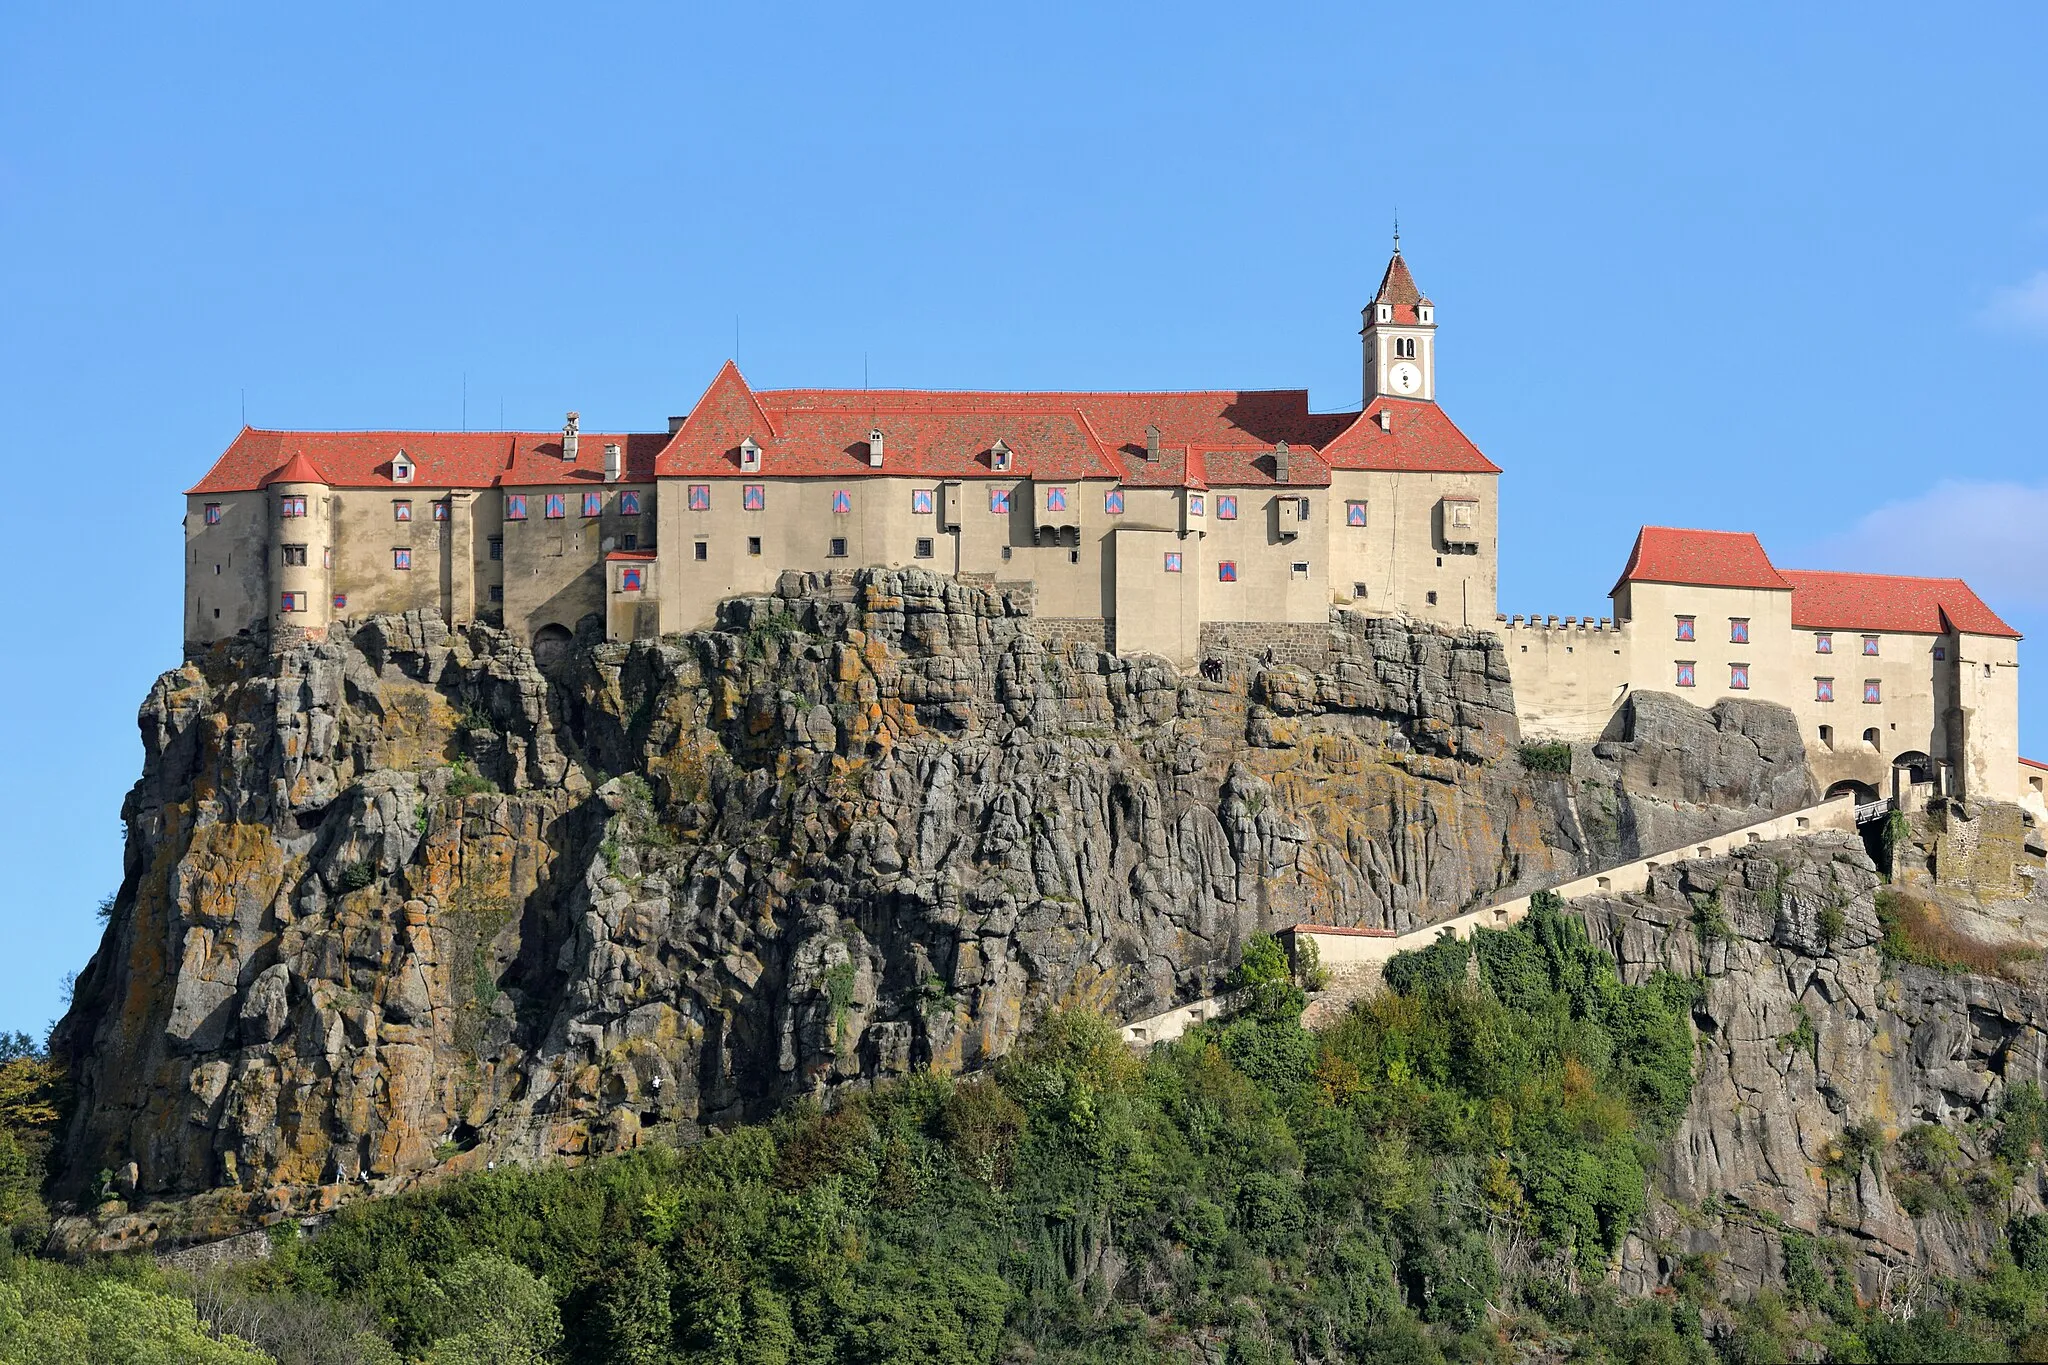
[445,759,498,800]
[1519,741,1573,775]
[336,861,377,892]
[1383,929,1471,996]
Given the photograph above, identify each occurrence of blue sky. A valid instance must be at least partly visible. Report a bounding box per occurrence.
[2,3,2044,1034]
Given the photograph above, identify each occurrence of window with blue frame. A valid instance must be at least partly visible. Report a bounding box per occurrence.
[204,503,221,524]
[832,490,852,514]
[743,484,765,511]
[1864,679,1882,704]
[393,548,411,570]
[1218,561,1237,582]
[1675,616,1695,641]
[1045,487,1067,512]
[543,493,566,519]
[688,485,710,511]
[1675,661,1696,688]
[1863,635,1880,656]
[1217,495,1238,520]
[619,568,642,592]
[1730,663,1749,689]
[505,495,527,520]
[1815,632,1832,654]
[619,491,641,515]
[1346,501,1367,526]
[911,489,933,515]
[1729,618,1749,644]
[990,489,1010,513]
[1816,678,1834,702]
[582,492,602,517]
[1164,552,1182,573]
[1188,494,1205,517]
[433,500,450,521]
[394,500,411,522]
[1105,489,1124,515]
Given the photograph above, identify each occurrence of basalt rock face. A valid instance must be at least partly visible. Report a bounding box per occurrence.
[1568,834,2048,1304]
[52,569,1802,1238]
[1538,691,1818,870]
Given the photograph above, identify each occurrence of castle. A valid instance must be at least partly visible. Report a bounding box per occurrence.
[183,246,2027,808]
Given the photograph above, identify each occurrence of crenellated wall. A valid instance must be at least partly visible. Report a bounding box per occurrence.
[1499,612,1634,740]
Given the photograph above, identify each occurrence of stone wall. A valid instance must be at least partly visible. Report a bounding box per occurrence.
[1021,616,1112,654]
[1198,619,1333,669]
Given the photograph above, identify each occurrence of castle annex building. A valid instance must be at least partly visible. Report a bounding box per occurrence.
[183,247,2026,806]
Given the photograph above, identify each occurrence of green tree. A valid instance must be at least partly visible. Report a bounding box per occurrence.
[422,1253,562,1365]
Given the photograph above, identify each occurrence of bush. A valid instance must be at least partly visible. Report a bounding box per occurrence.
[1519,742,1573,775]
[445,759,498,800]
[1383,930,1471,996]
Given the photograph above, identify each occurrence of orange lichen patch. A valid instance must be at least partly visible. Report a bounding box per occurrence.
[175,821,291,930]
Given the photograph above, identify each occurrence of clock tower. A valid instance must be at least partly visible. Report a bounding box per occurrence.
[1362,235,1437,402]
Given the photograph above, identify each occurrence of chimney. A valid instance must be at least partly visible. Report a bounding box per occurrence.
[1144,424,1160,462]
[603,442,622,484]
[667,415,686,435]
[1375,409,1393,433]
[867,427,885,468]
[1274,440,1290,484]
[563,411,581,462]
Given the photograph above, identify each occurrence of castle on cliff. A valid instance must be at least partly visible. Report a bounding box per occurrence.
[183,246,2030,809]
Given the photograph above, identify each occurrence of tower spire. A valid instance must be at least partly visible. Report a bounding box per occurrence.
[1392,213,1400,255]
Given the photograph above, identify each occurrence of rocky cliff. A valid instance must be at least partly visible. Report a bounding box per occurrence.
[1572,833,2048,1307]
[52,569,1812,1241]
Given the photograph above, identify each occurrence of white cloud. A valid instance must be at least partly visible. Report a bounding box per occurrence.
[1795,480,2048,610]
[1980,270,2048,336]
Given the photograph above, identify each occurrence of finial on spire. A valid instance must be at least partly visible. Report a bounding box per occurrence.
[1392,212,1401,255]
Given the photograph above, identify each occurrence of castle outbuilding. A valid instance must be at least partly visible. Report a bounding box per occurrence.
[1506,527,2022,805]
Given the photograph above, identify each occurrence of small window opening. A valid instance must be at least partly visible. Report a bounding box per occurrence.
[488,537,503,561]
[1819,724,1833,749]
[693,541,708,561]
[748,536,762,557]
[1353,583,1368,599]
[1426,591,1438,606]
[829,537,848,559]
[915,537,935,559]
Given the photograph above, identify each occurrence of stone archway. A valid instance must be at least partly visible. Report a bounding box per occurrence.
[530,623,573,668]
[1827,778,1880,805]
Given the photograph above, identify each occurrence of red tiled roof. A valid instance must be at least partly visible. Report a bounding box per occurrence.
[188,427,660,494]
[656,362,1375,484]
[1782,569,2020,639]
[1611,527,1792,595]
[2020,757,2048,772]
[1288,922,1398,938]
[605,549,658,561]
[1369,251,1433,324]
[1318,398,1500,474]
[264,451,329,486]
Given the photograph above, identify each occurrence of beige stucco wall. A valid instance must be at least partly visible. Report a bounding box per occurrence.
[1325,470,1497,628]
[185,492,271,644]
[652,474,1332,636]
[1501,617,1633,740]
[501,484,652,639]
[1112,526,1203,663]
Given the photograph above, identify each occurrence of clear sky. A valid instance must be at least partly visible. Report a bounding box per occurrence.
[2,4,2044,1035]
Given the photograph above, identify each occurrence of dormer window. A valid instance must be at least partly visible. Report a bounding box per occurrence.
[991,439,1012,473]
[739,437,761,472]
[1418,304,1433,324]
[392,452,414,483]
[867,428,885,468]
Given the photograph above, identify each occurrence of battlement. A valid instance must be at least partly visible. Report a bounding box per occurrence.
[1498,613,1622,635]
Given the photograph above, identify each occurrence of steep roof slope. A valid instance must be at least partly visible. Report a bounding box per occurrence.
[1611,527,1792,594]
[1783,569,2020,638]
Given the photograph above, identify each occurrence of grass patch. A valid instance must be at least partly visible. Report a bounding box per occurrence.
[1876,888,2036,980]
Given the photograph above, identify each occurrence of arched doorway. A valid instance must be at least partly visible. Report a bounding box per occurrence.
[1827,779,1880,805]
[1892,751,1936,786]
[531,623,573,668]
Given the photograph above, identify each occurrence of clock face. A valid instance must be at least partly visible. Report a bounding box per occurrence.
[1388,360,1422,395]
